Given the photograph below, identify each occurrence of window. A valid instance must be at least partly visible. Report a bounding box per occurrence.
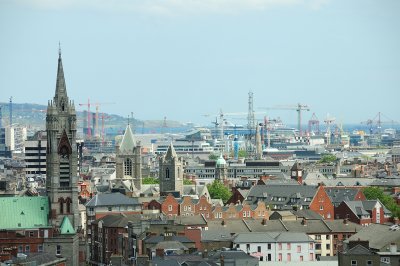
[309,243,314,249]
[38,245,43,252]
[287,253,291,262]
[29,231,34,237]
[257,246,261,252]
[243,211,246,217]
[287,243,291,250]
[267,243,271,250]
[334,234,338,239]
[268,254,271,261]
[56,245,61,255]
[326,235,330,240]
[278,253,282,261]
[300,255,303,261]
[246,244,250,251]
[381,257,390,264]
[351,260,357,266]
[166,168,170,179]
[310,253,314,261]
[108,207,112,211]
[320,205,324,210]
[278,243,282,250]
[168,205,172,211]
[326,244,330,250]
[316,244,321,250]
[124,158,132,176]
[18,245,23,253]
[297,245,301,253]
[315,235,321,240]
[366,260,372,266]
[184,206,187,211]
[25,245,30,253]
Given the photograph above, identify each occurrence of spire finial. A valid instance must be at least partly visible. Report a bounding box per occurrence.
[58,41,61,58]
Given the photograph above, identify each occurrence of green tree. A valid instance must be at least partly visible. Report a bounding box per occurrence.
[238,150,247,158]
[363,187,400,218]
[208,154,218,160]
[183,178,193,185]
[319,154,337,164]
[142,177,159,184]
[207,180,232,203]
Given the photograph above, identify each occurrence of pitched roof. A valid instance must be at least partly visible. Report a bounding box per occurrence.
[60,216,75,234]
[343,244,374,255]
[119,124,136,153]
[85,192,140,207]
[347,223,400,250]
[326,187,362,204]
[165,143,178,158]
[0,196,50,230]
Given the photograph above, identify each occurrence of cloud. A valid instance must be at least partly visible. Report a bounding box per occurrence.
[9,0,330,15]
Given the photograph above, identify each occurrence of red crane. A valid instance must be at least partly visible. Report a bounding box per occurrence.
[79,99,115,139]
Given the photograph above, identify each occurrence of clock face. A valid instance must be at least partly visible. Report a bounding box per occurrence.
[60,146,69,159]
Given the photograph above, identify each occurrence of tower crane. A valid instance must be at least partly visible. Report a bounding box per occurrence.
[78,99,115,139]
[260,103,310,136]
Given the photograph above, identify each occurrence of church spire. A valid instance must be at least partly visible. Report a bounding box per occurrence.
[54,43,68,105]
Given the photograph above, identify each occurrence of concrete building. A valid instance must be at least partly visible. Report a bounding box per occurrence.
[24,135,47,179]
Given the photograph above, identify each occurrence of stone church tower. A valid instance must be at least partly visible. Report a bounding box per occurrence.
[46,48,79,230]
[115,124,142,192]
[159,144,183,195]
[45,48,79,266]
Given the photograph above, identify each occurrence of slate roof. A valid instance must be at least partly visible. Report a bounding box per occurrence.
[325,187,362,205]
[174,215,207,226]
[245,184,316,208]
[91,213,142,227]
[370,177,400,187]
[85,192,140,207]
[347,223,400,251]
[0,196,50,230]
[344,200,391,217]
[201,229,234,242]
[145,235,194,244]
[291,209,323,220]
[343,244,374,255]
[206,219,251,234]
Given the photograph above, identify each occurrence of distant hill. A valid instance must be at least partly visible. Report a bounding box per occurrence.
[0,102,184,130]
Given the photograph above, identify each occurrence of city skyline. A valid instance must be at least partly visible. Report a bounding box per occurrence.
[1,0,399,126]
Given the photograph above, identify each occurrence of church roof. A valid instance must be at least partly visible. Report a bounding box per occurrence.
[119,124,136,153]
[165,143,177,158]
[0,196,50,230]
[60,216,75,234]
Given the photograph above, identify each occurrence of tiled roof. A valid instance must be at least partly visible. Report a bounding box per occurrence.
[0,196,50,230]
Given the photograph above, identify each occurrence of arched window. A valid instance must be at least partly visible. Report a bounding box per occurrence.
[166,168,170,179]
[66,198,72,213]
[58,198,65,214]
[124,158,132,176]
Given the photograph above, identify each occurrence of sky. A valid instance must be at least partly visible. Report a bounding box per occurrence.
[1,0,399,127]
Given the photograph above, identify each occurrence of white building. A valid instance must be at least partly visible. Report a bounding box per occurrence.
[233,232,315,262]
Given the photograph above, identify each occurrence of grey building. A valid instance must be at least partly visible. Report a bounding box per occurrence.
[159,144,184,195]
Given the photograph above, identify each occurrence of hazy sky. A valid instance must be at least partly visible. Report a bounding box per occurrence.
[1,0,399,127]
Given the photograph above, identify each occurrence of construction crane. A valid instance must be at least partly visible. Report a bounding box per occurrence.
[308,113,320,135]
[78,99,115,139]
[261,103,310,136]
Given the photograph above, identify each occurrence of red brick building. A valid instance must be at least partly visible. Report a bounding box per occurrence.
[309,185,335,220]
[335,200,391,225]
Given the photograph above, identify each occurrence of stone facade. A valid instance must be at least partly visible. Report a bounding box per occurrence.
[46,50,79,231]
[159,144,183,195]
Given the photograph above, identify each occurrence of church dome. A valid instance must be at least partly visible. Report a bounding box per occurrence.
[216,154,226,167]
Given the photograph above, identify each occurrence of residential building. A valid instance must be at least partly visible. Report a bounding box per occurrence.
[335,200,391,225]
[233,232,315,262]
